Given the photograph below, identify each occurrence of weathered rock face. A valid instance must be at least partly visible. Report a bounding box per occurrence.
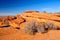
[7,16,17,20]
[0,16,9,28]
[0,10,60,40]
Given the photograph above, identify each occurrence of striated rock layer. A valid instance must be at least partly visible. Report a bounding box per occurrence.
[0,10,60,40]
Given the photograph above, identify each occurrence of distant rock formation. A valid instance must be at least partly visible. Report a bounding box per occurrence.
[24,10,39,13]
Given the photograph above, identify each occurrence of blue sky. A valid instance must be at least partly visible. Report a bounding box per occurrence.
[0,0,60,15]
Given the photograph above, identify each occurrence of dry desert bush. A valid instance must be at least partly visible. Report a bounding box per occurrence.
[24,21,60,35]
[24,21,37,35]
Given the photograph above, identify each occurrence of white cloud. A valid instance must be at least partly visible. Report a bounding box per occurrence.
[42,8,53,11]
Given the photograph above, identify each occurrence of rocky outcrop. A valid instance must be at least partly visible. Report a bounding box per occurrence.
[0,10,60,40]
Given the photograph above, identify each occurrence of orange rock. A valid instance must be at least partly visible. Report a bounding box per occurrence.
[0,10,60,40]
[9,16,25,28]
[7,16,17,20]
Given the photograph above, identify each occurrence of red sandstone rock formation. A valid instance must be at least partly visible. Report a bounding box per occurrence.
[0,10,60,40]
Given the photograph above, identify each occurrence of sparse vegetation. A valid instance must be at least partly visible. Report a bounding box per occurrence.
[44,22,58,30]
[24,21,37,35]
[24,21,60,35]
[36,22,47,33]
